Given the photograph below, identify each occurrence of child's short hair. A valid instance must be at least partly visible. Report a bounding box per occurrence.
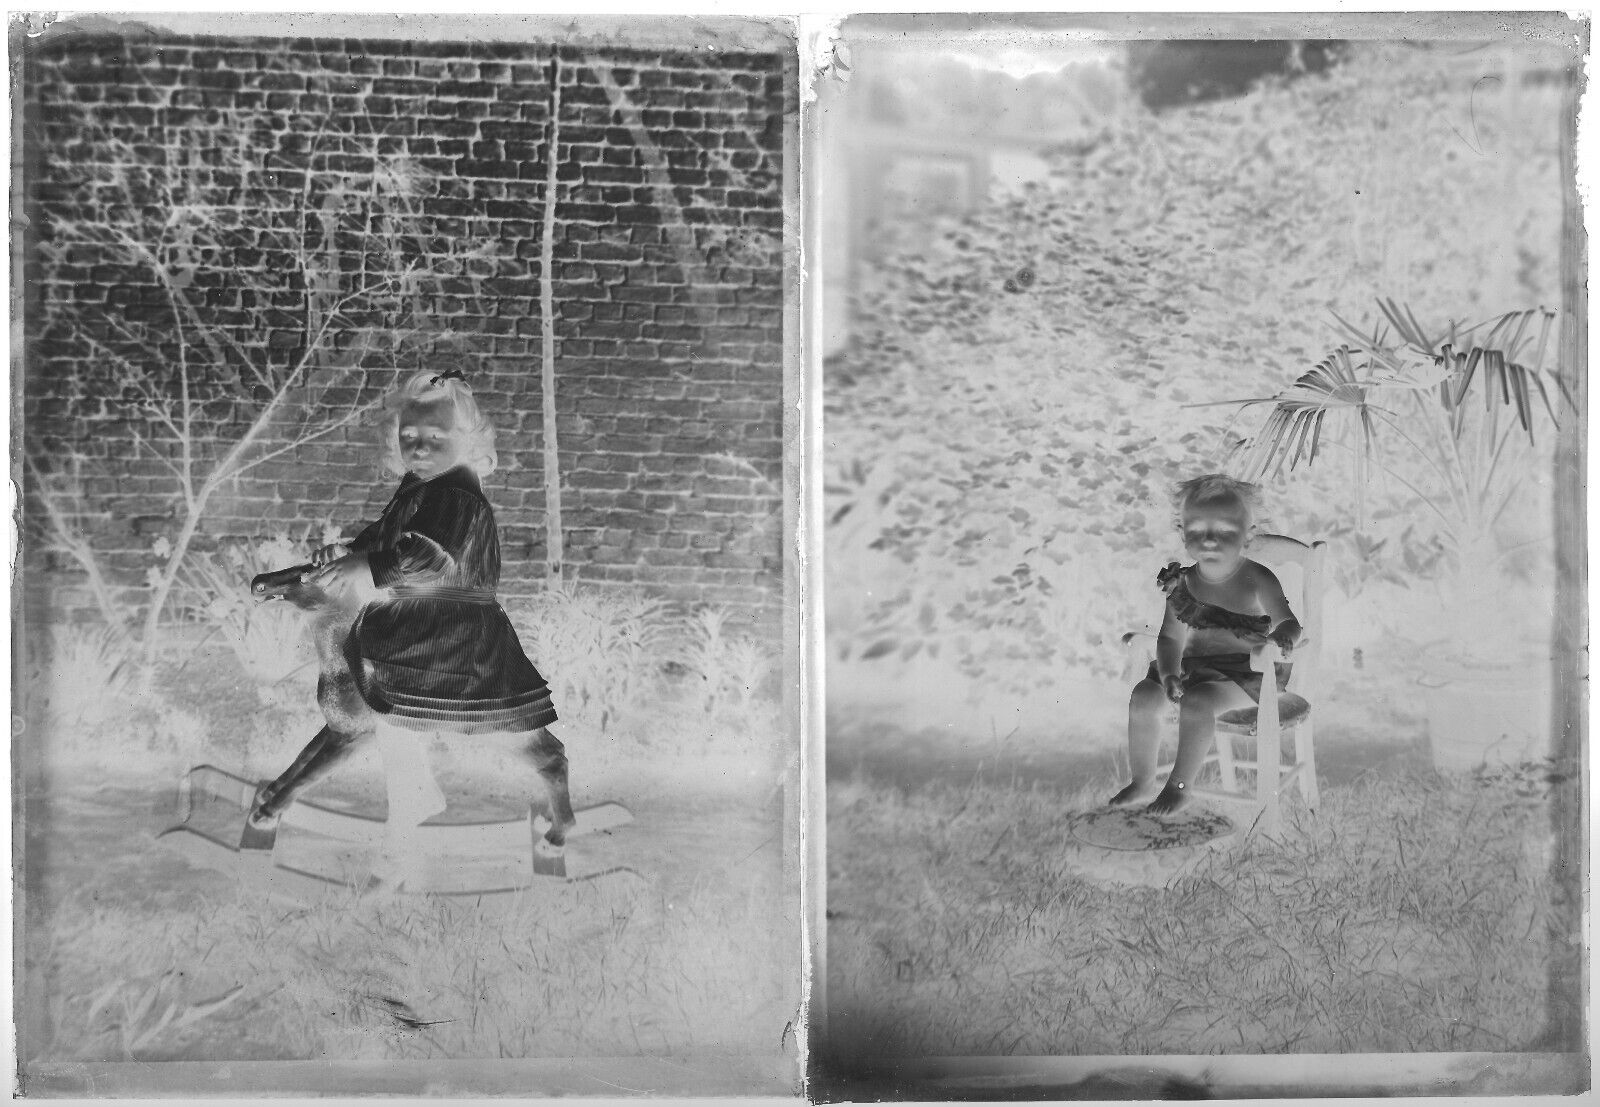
[377,366,499,477]
[1173,473,1260,524]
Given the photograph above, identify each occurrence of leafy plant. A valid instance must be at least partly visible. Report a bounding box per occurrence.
[508,582,675,732]
[827,44,1568,693]
[1217,301,1567,578]
[38,624,138,738]
[178,534,322,690]
[679,606,777,716]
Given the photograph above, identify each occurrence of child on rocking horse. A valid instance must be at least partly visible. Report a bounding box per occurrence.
[246,367,576,888]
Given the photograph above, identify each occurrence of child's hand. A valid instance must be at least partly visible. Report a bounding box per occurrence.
[310,553,383,605]
[311,542,351,568]
[1270,621,1302,657]
[1162,674,1185,703]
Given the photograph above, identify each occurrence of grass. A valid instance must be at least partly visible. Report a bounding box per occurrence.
[20,580,794,1070]
[824,765,1555,1060]
[37,869,787,1062]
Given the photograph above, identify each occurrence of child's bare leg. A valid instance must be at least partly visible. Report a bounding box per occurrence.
[1110,678,1166,805]
[523,726,575,846]
[369,723,446,886]
[1147,681,1253,815]
[377,723,447,828]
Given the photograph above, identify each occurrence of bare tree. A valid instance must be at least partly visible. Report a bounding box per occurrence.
[27,94,503,683]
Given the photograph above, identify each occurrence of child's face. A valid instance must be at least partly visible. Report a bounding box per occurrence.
[1181,497,1252,574]
[398,399,467,478]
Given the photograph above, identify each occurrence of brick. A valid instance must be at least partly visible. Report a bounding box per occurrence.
[26,38,788,623]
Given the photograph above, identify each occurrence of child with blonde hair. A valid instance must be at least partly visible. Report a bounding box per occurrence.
[1109,473,1301,815]
[247,367,574,885]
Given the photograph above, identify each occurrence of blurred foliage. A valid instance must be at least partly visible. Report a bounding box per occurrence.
[828,44,1568,686]
[1127,39,1347,111]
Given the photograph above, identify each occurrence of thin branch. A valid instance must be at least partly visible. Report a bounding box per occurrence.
[128,428,194,503]
[230,397,383,474]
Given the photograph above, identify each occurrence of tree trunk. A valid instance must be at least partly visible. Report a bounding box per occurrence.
[540,54,564,586]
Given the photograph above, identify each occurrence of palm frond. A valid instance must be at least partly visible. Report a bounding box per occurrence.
[1226,347,1382,481]
[1375,296,1435,351]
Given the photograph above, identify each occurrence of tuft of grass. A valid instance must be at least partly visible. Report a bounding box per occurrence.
[825,767,1555,1060]
[679,606,777,718]
[82,972,249,1060]
[31,624,138,755]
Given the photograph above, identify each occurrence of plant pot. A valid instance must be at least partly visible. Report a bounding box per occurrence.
[1417,643,1554,772]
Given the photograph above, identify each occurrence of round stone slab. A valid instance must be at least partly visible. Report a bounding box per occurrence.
[1071,805,1236,852]
[1064,806,1239,888]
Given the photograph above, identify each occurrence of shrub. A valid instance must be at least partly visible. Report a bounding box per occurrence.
[179,535,322,693]
[678,606,777,717]
[507,582,675,732]
[36,624,138,740]
[828,43,1568,693]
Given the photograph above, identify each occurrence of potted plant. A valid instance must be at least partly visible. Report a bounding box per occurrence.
[1214,300,1570,771]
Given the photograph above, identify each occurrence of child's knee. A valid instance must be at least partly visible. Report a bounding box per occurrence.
[1177,684,1229,722]
[1130,679,1165,714]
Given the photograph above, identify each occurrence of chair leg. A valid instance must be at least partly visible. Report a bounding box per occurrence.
[1215,729,1238,791]
[1255,681,1282,839]
[1295,718,1319,811]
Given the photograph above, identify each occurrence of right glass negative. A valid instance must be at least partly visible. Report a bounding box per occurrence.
[814,12,1587,1099]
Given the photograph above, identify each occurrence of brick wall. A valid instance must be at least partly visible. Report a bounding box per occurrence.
[21,31,790,628]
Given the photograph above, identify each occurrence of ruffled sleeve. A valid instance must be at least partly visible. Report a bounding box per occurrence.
[1156,561,1185,594]
[1162,562,1273,636]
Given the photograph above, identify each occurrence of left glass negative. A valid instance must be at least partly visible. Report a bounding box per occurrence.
[14,13,802,1097]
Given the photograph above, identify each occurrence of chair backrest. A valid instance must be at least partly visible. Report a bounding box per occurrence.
[1247,533,1327,697]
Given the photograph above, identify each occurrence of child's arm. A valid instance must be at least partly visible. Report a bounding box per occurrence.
[311,553,385,605]
[312,519,383,567]
[1254,565,1302,653]
[1155,602,1187,701]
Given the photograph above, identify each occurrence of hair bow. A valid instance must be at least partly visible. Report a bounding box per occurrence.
[430,368,467,386]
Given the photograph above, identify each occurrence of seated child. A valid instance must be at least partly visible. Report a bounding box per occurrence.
[1109,474,1301,815]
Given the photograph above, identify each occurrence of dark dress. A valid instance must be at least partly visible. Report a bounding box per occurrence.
[1147,561,1290,703]
[344,465,557,735]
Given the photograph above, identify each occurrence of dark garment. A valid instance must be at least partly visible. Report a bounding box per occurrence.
[1152,562,1290,701]
[1145,655,1291,704]
[1156,561,1273,637]
[345,466,557,735]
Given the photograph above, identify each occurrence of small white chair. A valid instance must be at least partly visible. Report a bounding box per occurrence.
[1124,534,1327,838]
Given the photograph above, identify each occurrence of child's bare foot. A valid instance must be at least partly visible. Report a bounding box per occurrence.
[1145,783,1191,816]
[1108,780,1155,807]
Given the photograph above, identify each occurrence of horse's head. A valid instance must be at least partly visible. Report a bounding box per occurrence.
[250,564,327,612]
